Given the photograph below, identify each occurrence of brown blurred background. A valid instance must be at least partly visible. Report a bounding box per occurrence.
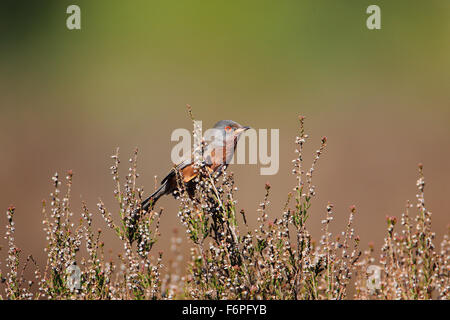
[0,1,449,275]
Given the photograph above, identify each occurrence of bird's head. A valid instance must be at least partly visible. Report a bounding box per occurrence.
[213,120,251,138]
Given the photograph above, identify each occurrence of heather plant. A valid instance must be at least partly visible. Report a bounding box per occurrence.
[0,150,163,299]
[354,164,449,300]
[0,115,448,300]
[179,115,360,299]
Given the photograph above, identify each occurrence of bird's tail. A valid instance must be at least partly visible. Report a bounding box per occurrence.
[126,180,169,242]
[140,181,167,213]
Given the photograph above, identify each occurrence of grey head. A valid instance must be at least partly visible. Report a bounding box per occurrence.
[204,120,251,161]
[212,120,250,136]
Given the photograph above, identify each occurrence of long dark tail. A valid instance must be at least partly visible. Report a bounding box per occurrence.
[127,180,171,242]
[140,181,168,213]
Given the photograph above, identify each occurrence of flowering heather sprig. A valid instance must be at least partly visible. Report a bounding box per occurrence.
[40,171,85,299]
[334,205,360,299]
[0,205,41,300]
[291,116,326,229]
[3,205,20,299]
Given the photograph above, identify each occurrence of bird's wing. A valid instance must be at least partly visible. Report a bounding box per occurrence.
[160,159,191,184]
[160,140,227,187]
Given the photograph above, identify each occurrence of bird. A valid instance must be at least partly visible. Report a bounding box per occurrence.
[139,120,250,214]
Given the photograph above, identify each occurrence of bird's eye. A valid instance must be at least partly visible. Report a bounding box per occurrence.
[225,126,232,132]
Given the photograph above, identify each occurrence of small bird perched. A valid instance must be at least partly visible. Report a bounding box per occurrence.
[140,120,250,213]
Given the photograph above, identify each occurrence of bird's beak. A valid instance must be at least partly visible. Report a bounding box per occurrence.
[235,126,251,135]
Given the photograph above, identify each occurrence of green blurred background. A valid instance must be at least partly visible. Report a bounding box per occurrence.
[0,0,449,270]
